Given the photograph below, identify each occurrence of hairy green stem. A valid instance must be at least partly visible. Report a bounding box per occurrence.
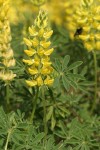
[4,129,12,150]
[91,50,97,113]
[30,87,39,122]
[42,87,47,144]
[5,84,10,112]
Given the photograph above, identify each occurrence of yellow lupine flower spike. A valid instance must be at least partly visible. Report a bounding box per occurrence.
[0,0,16,82]
[23,10,54,87]
[74,0,100,51]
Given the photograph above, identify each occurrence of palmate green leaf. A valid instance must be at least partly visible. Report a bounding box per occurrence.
[46,135,66,150]
[56,108,65,118]
[46,106,53,122]
[79,81,95,86]
[62,75,70,91]
[57,105,69,114]
[67,73,85,80]
[53,76,60,88]
[54,131,66,139]
[59,121,67,136]
[32,132,45,144]
[51,114,56,131]
[67,61,83,71]
[62,55,70,71]
[54,58,62,72]
[67,78,78,90]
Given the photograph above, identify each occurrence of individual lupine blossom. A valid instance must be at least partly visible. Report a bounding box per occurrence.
[0,0,16,82]
[23,10,54,87]
[74,0,100,51]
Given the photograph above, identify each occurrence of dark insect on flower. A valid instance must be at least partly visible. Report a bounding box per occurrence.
[74,27,83,37]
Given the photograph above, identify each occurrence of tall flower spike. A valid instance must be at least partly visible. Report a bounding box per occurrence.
[74,0,100,51]
[0,0,16,82]
[23,10,54,87]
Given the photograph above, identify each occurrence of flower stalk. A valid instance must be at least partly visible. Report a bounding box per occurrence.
[30,87,39,122]
[42,87,47,142]
[91,50,97,113]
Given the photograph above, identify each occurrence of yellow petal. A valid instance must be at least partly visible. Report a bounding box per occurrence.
[44,48,54,56]
[34,56,40,66]
[77,18,87,25]
[83,26,90,32]
[32,38,39,47]
[42,60,51,67]
[95,34,100,40]
[96,41,100,50]
[84,42,93,51]
[79,35,89,41]
[38,28,44,37]
[37,48,44,56]
[24,50,36,56]
[23,59,34,65]
[41,67,53,75]
[37,76,43,86]
[23,38,32,47]
[28,68,38,75]
[94,16,100,21]
[40,41,51,49]
[44,76,54,85]
[29,27,38,36]
[26,80,37,87]
[43,30,53,39]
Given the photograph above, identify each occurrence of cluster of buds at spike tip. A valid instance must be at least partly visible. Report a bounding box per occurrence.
[0,0,16,82]
[74,0,100,51]
[23,10,54,87]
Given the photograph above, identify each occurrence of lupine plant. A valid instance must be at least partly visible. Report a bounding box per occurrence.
[0,0,100,149]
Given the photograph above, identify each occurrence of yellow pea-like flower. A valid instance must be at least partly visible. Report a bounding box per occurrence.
[2,49,14,58]
[0,70,16,81]
[23,38,32,47]
[28,67,38,75]
[34,56,40,66]
[44,76,54,85]
[24,49,36,56]
[23,59,34,65]
[37,48,44,56]
[32,38,39,47]
[44,48,54,56]
[38,28,45,37]
[83,26,90,32]
[40,41,51,49]
[95,34,100,40]
[96,41,100,50]
[25,80,37,87]
[3,58,15,67]
[41,67,53,75]
[43,30,53,39]
[79,35,90,41]
[94,16,100,21]
[77,18,87,25]
[29,27,38,36]
[84,42,93,51]
[36,76,43,86]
